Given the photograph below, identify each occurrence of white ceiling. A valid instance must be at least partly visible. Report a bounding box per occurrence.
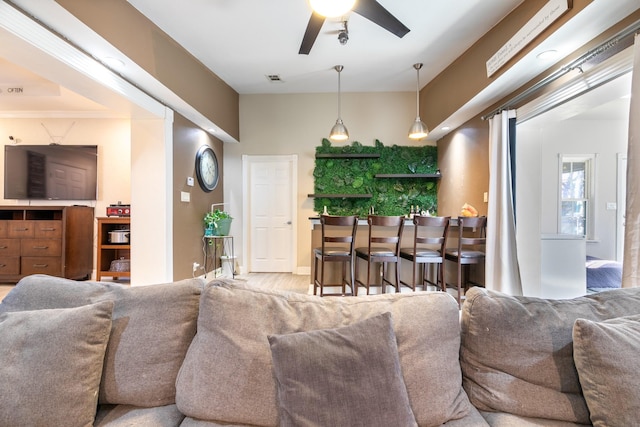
[124,0,525,94]
[0,0,638,136]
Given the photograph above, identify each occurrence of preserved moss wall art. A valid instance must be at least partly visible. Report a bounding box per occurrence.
[311,139,439,216]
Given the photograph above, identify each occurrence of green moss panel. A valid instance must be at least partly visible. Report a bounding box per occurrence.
[313,139,438,216]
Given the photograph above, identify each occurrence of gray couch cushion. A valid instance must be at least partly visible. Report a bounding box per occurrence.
[268,312,417,427]
[176,283,471,427]
[94,278,204,406]
[0,302,114,427]
[95,404,185,427]
[0,274,204,408]
[573,314,640,427]
[461,287,640,424]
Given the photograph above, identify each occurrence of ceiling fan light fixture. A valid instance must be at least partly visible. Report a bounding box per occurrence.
[329,65,349,141]
[408,63,429,140]
[308,0,356,17]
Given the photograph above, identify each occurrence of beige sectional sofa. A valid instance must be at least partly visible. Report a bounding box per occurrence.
[0,274,638,426]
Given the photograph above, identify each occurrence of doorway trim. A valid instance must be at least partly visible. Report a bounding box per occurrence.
[242,154,298,273]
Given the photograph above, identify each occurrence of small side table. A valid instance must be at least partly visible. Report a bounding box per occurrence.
[204,235,235,278]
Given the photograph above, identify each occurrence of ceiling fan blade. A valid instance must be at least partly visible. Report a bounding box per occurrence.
[353,0,410,38]
[299,12,326,55]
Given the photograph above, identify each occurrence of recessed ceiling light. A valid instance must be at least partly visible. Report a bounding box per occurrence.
[536,50,559,61]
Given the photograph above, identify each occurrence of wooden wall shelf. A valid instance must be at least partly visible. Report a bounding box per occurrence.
[307,194,372,198]
[315,153,380,159]
[375,173,441,179]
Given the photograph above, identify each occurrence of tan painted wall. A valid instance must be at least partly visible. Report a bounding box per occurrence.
[172,113,224,279]
[436,116,489,218]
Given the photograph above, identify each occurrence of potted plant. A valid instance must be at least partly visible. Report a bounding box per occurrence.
[204,209,233,236]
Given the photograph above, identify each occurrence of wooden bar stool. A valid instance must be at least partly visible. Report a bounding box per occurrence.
[354,215,404,295]
[313,215,358,296]
[445,216,487,306]
[400,215,451,291]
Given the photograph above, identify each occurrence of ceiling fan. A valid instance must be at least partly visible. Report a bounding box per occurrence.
[299,0,410,55]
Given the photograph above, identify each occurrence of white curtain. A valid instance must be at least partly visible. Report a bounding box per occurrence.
[622,34,640,288]
[486,110,523,295]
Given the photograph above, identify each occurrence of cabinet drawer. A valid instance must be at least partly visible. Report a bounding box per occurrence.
[0,239,20,256]
[21,257,62,276]
[7,221,34,238]
[34,221,62,238]
[0,220,7,238]
[0,256,20,275]
[21,239,62,257]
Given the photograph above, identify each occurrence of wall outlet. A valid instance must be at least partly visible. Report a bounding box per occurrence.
[606,202,617,210]
[192,262,200,272]
[483,192,488,203]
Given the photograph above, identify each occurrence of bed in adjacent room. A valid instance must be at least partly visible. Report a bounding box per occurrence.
[586,256,622,293]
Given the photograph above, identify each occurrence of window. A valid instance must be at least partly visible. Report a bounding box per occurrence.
[559,155,595,239]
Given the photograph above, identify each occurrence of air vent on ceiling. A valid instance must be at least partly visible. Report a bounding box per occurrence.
[266,74,284,83]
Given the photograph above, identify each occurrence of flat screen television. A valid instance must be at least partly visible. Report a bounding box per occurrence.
[4,144,98,200]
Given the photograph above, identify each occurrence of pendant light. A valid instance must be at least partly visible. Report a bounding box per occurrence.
[309,0,356,17]
[329,65,349,141]
[408,63,429,140]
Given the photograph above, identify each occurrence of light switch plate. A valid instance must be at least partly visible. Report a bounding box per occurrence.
[606,202,617,210]
[180,191,190,202]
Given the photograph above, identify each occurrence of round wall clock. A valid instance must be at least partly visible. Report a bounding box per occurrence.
[195,145,219,192]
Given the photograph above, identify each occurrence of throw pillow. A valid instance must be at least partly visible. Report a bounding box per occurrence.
[176,283,471,426]
[573,314,640,427]
[268,312,417,427]
[0,301,114,427]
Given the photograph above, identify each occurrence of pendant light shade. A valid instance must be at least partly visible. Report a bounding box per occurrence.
[330,65,349,141]
[408,63,429,140]
[309,0,356,17]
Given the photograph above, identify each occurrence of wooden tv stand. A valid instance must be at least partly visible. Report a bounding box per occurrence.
[0,205,94,283]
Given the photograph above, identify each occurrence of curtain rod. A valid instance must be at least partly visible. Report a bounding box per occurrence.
[482,19,640,121]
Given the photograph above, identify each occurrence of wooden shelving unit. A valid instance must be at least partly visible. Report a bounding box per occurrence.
[96,217,130,281]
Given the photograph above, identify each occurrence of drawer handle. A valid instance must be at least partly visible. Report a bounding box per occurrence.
[41,228,56,231]
[33,246,49,250]
[0,264,5,268]
[0,246,6,249]
[33,264,48,268]
[15,227,29,231]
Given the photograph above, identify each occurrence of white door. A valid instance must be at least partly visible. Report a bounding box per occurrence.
[245,155,296,272]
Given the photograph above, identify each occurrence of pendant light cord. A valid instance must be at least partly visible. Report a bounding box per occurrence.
[415,66,420,117]
[336,65,343,120]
